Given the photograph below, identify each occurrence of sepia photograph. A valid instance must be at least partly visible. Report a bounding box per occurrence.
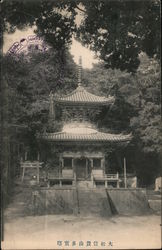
[1,0,161,249]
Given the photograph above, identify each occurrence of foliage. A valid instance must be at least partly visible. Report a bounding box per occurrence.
[122,55,161,184]
[2,0,160,73]
[1,1,161,187]
[77,0,160,72]
[1,0,77,50]
[83,63,136,132]
[130,54,161,154]
[1,49,78,151]
[84,54,161,155]
[82,55,161,185]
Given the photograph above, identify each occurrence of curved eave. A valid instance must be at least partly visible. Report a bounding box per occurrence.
[54,99,114,106]
[38,132,132,143]
[54,86,115,106]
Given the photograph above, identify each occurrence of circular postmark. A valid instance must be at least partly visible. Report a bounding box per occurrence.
[7,35,49,56]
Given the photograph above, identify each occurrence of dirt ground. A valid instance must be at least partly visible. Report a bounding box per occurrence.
[2,213,161,249]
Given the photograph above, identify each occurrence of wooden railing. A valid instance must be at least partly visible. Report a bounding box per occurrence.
[105,173,119,179]
[92,172,119,180]
[92,172,120,188]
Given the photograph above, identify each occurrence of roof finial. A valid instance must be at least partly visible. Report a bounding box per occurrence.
[78,56,82,87]
[49,91,54,117]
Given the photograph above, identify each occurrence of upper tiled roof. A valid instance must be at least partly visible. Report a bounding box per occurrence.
[40,131,132,143]
[55,86,114,105]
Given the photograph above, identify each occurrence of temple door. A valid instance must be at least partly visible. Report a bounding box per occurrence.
[75,158,86,179]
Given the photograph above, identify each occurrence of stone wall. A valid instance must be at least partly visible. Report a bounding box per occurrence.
[31,188,77,215]
[30,187,151,216]
[107,188,151,215]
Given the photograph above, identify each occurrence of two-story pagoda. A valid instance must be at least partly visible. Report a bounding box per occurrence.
[39,58,132,188]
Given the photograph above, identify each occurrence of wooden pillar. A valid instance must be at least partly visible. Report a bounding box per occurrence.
[90,158,93,178]
[21,167,25,182]
[37,152,40,161]
[134,176,137,188]
[72,158,74,177]
[101,157,105,176]
[90,159,95,187]
[25,151,27,161]
[91,158,93,169]
[37,162,39,184]
[117,172,119,188]
[72,158,76,186]
[124,157,127,188]
[59,156,63,178]
[37,152,40,184]
[86,158,88,178]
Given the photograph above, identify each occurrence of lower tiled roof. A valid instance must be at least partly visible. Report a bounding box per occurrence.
[39,131,132,142]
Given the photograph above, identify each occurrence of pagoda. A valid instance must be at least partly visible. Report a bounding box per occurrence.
[39,57,132,188]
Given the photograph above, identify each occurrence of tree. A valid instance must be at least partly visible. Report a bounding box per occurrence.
[2,1,160,73]
[1,47,79,205]
[82,56,161,185]
[1,0,76,50]
[83,62,136,132]
[130,54,161,154]
[77,0,160,72]
[120,54,161,185]
[2,49,78,154]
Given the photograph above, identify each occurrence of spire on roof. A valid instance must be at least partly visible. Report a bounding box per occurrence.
[78,56,82,87]
[49,91,55,118]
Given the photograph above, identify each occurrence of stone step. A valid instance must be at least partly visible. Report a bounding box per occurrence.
[77,189,112,217]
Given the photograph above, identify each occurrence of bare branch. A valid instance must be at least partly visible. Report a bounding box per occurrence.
[75,5,86,13]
